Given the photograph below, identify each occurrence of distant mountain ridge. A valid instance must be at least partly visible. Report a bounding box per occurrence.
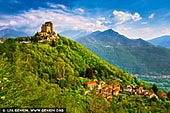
[59,30,90,40]
[77,29,170,91]
[77,29,170,75]
[0,28,28,38]
[148,35,170,48]
[81,29,151,47]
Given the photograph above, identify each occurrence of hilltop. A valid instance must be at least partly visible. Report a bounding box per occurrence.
[0,35,170,112]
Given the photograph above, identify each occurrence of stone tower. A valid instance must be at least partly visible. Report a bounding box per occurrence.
[37,21,59,41]
[41,21,54,33]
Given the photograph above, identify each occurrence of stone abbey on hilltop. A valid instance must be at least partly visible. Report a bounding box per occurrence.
[36,21,59,41]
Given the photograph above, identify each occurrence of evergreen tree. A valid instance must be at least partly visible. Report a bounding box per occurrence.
[31,36,39,43]
[51,40,56,47]
[167,91,170,100]
[152,84,158,94]
[85,68,94,79]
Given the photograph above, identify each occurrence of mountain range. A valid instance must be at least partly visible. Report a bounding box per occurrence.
[77,29,170,91]
[77,29,170,76]
[148,35,170,48]
[0,28,28,38]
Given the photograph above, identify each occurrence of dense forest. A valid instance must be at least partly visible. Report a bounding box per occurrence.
[0,35,170,113]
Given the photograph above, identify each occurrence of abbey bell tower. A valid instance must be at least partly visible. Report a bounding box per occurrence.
[41,21,54,33]
[37,21,59,41]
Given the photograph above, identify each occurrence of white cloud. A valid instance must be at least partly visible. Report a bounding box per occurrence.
[47,2,67,10]
[95,20,106,29]
[47,3,57,8]
[141,22,147,25]
[74,8,85,14]
[0,6,107,35]
[9,20,17,25]
[132,13,142,21]
[98,17,106,21]
[56,4,67,10]
[1,6,168,40]
[113,10,142,25]
[114,24,170,40]
[148,13,155,19]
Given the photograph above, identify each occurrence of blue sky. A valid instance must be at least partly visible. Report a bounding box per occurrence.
[0,0,170,39]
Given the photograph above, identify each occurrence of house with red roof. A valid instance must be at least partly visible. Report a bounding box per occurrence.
[124,85,133,92]
[146,92,158,99]
[136,86,144,94]
[84,81,98,90]
[160,93,167,98]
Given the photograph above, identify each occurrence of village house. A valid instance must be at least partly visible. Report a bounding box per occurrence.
[124,85,133,92]
[112,84,120,96]
[143,90,149,96]
[160,93,167,98]
[84,81,160,100]
[113,89,120,96]
[124,85,145,95]
[106,95,113,100]
[132,88,137,95]
[84,81,98,90]
[98,81,106,90]
[100,87,112,98]
[100,85,113,95]
[146,92,158,99]
[99,83,120,97]
[136,86,145,94]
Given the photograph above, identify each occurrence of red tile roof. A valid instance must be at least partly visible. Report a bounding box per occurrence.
[85,81,97,85]
[160,93,167,97]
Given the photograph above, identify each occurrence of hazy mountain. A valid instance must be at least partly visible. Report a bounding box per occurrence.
[0,28,28,38]
[148,35,170,48]
[59,30,90,40]
[79,29,150,47]
[77,29,170,91]
[77,29,170,76]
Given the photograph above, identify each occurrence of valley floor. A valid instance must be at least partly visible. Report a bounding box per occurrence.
[133,74,170,92]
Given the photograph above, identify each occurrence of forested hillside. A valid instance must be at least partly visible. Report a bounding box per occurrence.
[77,29,170,92]
[0,36,170,113]
[77,29,170,75]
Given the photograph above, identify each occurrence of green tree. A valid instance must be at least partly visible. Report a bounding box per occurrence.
[34,32,39,37]
[152,84,158,94]
[31,36,39,43]
[167,91,170,100]
[51,40,56,47]
[85,68,94,79]
[6,38,15,43]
